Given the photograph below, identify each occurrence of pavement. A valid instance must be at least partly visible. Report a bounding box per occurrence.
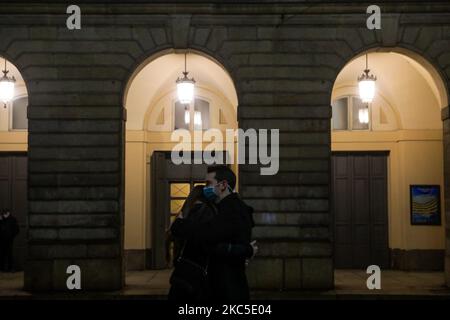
[1,269,449,300]
[254,269,450,300]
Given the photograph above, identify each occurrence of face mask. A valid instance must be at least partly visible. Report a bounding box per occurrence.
[203,186,218,201]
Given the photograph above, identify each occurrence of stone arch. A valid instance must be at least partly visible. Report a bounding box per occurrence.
[0,53,30,102]
[120,47,241,270]
[0,52,30,276]
[331,22,450,107]
[333,47,448,110]
[330,38,450,278]
[121,47,242,116]
[332,47,449,133]
[123,49,239,130]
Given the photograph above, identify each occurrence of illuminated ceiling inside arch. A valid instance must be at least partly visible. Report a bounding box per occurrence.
[0,57,27,90]
[395,52,447,108]
[124,53,238,130]
[332,52,445,130]
[334,52,445,108]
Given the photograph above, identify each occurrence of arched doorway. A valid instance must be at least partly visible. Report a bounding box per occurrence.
[123,51,239,270]
[331,48,449,272]
[0,56,29,271]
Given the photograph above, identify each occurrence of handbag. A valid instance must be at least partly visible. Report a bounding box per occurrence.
[169,240,210,298]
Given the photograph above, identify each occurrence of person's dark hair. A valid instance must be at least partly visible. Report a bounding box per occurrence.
[207,165,236,190]
[180,185,206,217]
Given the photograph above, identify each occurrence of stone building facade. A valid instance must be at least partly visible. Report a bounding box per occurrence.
[0,1,449,291]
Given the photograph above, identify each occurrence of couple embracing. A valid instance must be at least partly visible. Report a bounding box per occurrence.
[169,165,257,302]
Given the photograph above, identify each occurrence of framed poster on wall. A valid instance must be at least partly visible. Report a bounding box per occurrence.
[410,185,441,226]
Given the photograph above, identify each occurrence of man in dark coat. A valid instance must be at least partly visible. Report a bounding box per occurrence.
[0,209,20,272]
[171,165,255,301]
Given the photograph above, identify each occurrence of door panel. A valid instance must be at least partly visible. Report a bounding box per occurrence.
[151,151,210,269]
[151,152,169,269]
[332,152,389,269]
[0,153,27,271]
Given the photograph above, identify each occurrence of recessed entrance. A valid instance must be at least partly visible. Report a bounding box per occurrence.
[331,49,449,273]
[123,51,238,271]
[0,153,27,271]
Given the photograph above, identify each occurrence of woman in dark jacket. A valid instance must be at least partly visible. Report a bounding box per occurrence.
[167,185,255,302]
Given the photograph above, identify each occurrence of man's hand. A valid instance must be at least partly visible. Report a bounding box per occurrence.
[250,240,258,259]
[245,241,258,266]
[250,240,258,258]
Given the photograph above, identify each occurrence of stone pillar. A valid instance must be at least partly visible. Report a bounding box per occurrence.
[25,100,125,291]
[442,106,450,287]
[238,97,334,290]
[219,25,337,291]
[22,34,126,291]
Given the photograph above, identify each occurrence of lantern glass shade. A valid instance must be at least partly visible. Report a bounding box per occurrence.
[358,107,369,124]
[177,81,195,105]
[0,79,15,104]
[194,111,202,130]
[358,79,376,103]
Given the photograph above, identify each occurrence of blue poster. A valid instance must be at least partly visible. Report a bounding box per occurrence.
[410,185,441,225]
